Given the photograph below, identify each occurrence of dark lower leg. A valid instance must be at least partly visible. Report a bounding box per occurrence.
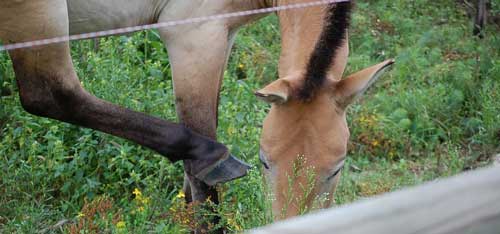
[61,90,226,163]
[64,94,248,184]
[9,50,230,176]
[19,82,225,163]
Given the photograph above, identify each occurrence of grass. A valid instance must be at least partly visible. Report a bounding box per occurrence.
[1,0,499,233]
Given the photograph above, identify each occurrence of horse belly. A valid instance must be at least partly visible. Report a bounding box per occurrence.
[67,0,164,35]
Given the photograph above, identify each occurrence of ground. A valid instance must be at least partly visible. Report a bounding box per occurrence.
[0,0,499,233]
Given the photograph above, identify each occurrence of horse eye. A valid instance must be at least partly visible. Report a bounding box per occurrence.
[259,149,270,170]
[327,167,343,180]
[260,160,270,170]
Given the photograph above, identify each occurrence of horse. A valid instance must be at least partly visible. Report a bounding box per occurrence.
[254,1,393,219]
[0,0,394,231]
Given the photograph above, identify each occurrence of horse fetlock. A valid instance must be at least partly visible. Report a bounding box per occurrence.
[186,133,224,159]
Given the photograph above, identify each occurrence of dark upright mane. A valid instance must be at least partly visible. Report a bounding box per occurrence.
[298,1,353,101]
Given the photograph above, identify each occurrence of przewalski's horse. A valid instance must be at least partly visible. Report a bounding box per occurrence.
[0,0,393,229]
[255,1,394,219]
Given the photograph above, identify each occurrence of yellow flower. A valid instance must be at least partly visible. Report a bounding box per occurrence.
[228,218,242,231]
[176,191,185,199]
[133,188,142,197]
[238,63,245,69]
[77,212,85,218]
[116,221,126,229]
[182,217,190,225]
[371,140,379,147]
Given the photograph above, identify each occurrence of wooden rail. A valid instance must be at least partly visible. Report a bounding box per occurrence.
[248,166,500,234]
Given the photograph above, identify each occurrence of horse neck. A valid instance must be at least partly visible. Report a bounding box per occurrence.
[276,1,328,78]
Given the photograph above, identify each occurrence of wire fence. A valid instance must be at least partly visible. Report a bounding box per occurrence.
[0,0,349,52]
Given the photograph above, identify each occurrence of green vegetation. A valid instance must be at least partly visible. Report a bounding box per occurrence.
[1,0,499,233]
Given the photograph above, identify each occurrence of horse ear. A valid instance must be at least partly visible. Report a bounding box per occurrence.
[334,59,395,108]
[255,79,291,104]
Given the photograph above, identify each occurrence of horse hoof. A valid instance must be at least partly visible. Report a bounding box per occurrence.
[194,154,251,186]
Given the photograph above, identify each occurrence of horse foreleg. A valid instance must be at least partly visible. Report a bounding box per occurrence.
[0,0,242,185]
[161,22,238,233]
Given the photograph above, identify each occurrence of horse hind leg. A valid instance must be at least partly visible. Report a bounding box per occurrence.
[0,0,245,185]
